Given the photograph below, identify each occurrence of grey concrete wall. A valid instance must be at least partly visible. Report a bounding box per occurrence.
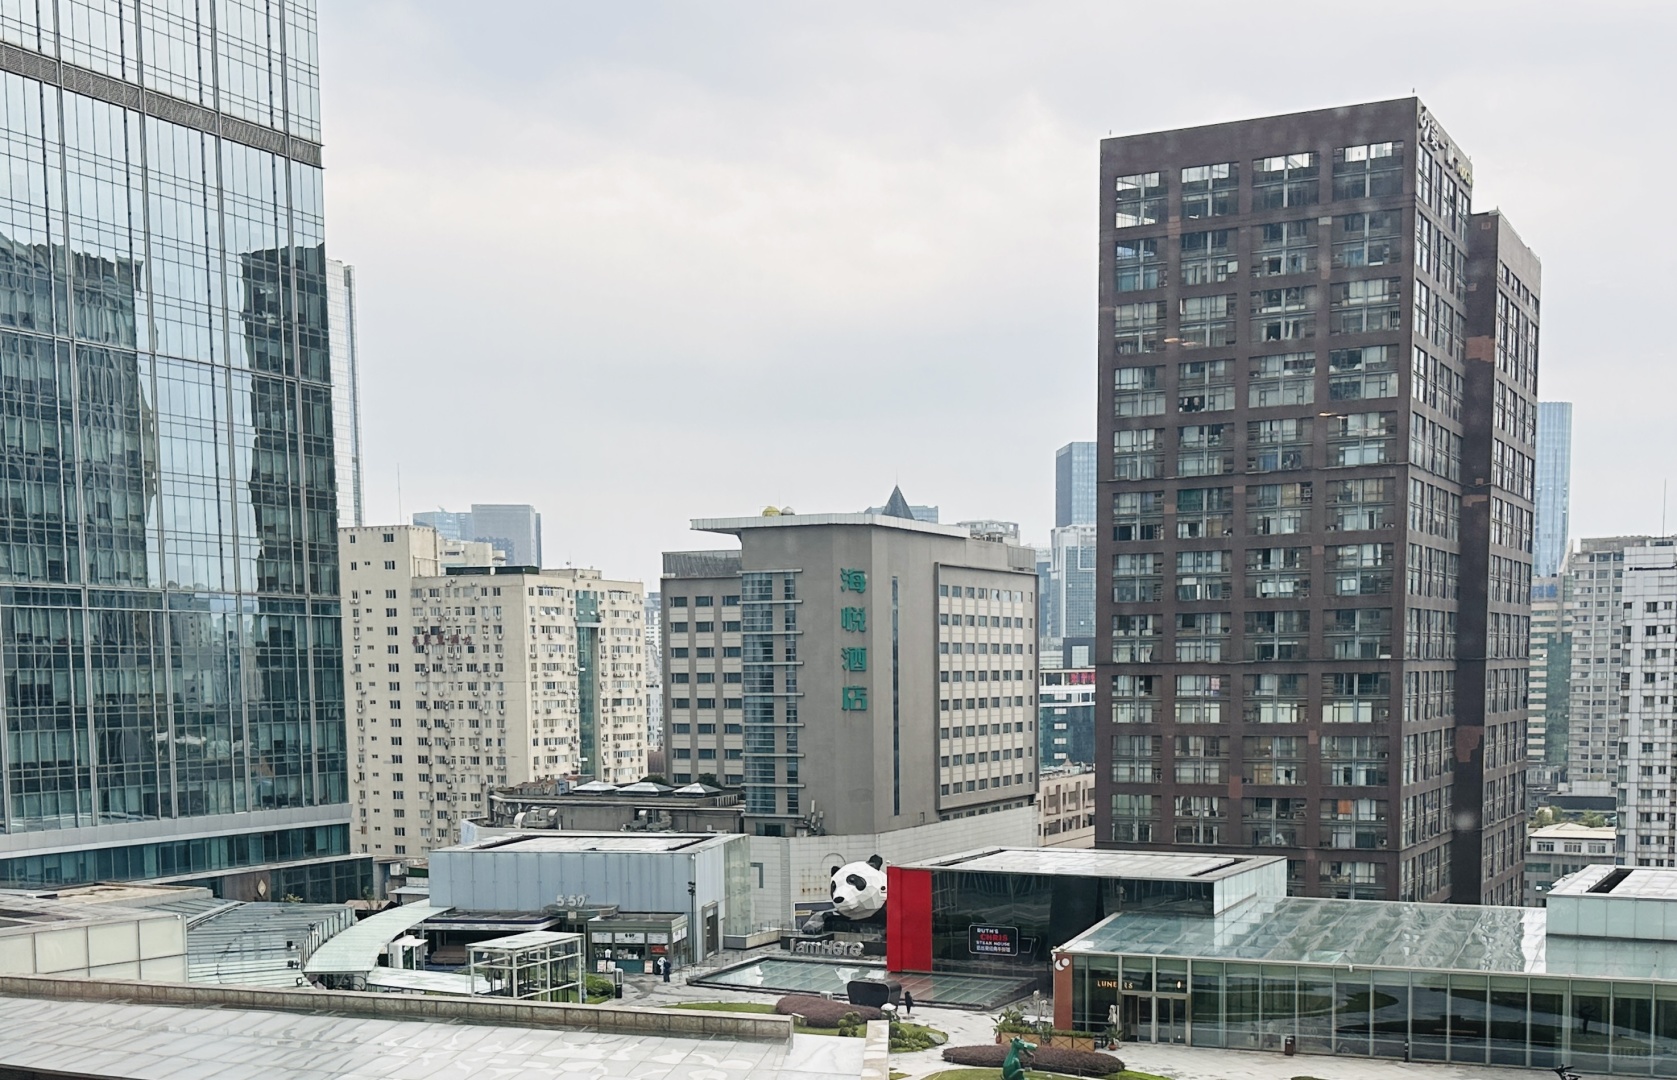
[0,973,794,1043]
[431,837,736,916]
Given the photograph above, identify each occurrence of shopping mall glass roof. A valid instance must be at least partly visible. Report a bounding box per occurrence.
[1064,896,1548,973]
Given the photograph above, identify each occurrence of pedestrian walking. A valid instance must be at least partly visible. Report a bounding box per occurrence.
[902,991,914,1018]
[660,956,671,983]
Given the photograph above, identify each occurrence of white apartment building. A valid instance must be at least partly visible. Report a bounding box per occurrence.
[342,526,647,858]
[1564,537,1657,796]
[1618,542,1677,866]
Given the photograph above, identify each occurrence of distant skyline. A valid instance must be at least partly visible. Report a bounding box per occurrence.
[319,2,1674,585]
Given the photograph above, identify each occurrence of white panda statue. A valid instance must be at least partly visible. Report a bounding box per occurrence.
[803,855,887,932]
[831,854,888,920]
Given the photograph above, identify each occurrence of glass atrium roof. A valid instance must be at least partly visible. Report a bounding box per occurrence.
[1066,894,1677,981]
[1065,896,1547,973]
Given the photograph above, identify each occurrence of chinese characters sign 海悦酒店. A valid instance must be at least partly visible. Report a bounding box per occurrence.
[840,568,867,711]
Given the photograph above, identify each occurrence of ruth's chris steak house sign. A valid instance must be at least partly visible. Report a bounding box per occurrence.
[968,924,1020,956]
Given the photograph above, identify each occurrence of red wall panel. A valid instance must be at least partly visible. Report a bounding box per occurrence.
[885,866,933,972]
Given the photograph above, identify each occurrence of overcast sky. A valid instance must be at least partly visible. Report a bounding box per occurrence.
[318,1,1673,586]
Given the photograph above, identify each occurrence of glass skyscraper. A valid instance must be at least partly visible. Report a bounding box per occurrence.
[0,0,362,901]
[1533,401,1572,578]
[1055,441,1096,527]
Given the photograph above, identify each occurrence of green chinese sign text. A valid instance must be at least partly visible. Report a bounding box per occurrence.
[842,686,869,711]
[840,568,867,594]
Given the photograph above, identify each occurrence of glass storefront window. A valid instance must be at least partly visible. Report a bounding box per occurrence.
[1067,955,1677,1075]
[1614,982,1654,1063]
[1411,973,1449,1060]
[1530,979,1567,1070]
[1079,958,1121,1033]
[1447,974,1488,1063]
[1371,974,1409,1058]
[1571,982,1612,1073]
[1334,968,1373,1056]
[1488,975,1529,1066]
[1225,962,1261,1048]
[1297,967,1333,1052]
[1652,985,1677,1077]
[1191,961,1224,1048]
[1260,964,1297,1048]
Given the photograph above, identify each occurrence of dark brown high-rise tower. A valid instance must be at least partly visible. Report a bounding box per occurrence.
[1095,99,1536,905]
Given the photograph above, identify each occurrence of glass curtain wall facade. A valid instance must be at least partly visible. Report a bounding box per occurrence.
[1056,441,1097,528]
[1069,954,1677,1075]
[1049,524,1097,640]
[0,0,353,893]
[1534,401,1572,578]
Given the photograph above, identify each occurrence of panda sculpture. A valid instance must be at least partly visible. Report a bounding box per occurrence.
[802,854,887,933]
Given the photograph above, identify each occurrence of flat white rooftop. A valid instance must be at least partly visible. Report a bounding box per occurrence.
[1550,864,1677,899]
[451,832,729,854]
[0,995,859,1080]
[694,512,972,539]
[906,847,1285,881]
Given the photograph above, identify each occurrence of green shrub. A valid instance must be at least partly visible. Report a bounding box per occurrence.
[942,1043,1124,1077]
[888,1019,941,1052]
[775,995,884,1026]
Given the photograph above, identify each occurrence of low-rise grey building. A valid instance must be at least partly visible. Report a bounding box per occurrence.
[428,832,750,962]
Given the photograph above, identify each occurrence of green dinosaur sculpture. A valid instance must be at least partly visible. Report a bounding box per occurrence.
[1002,1034,1037,1080]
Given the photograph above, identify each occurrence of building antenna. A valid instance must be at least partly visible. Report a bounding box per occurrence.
[1663,479,1669,537]
[397,464,404,524]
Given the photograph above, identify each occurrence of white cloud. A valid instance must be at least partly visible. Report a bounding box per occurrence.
[319,0,1677,581]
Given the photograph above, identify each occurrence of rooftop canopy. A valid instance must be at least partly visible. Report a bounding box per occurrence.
[302,901,445,976]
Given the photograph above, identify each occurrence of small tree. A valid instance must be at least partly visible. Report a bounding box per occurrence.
[640,774,668,785]
[1581,810,1609,828]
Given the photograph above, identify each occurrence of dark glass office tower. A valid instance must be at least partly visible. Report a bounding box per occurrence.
[0,1,362,901]
[1095,99,1535,905]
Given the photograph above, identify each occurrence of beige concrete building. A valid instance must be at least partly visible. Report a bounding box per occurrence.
[1038,764,1096,848]
[1525,822,1615,906]
[342,526,647,858]
[661,491,1041,837]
